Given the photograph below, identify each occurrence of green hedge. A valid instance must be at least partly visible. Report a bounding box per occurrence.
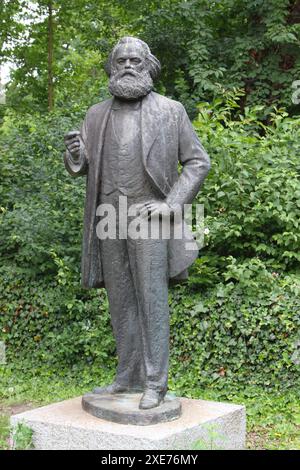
[1,260,299,392]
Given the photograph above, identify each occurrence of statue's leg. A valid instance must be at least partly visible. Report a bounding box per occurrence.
[127,234,169,408]
[99,236,145,392]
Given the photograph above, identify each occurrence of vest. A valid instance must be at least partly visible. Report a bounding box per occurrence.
[101,99,154,198]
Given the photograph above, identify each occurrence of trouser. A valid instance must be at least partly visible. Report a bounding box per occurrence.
[99,191,169,393]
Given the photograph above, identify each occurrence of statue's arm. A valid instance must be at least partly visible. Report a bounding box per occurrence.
[166,104,211,211]
[64,118,88,177]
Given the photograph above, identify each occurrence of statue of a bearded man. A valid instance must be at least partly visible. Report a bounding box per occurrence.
[64,37,210,410]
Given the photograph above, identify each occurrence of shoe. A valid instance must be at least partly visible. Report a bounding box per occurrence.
[92,382,128,395]
[139,389,165,409]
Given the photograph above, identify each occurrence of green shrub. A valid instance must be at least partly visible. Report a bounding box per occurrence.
[0,109,85,277]
[0,264,115,371]
[170,259,300,392]
[195,92,300,271]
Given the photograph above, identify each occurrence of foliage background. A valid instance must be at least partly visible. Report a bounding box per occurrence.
[0,0,300,449]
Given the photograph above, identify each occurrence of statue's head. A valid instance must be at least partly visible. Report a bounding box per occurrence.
[106,37,161,100]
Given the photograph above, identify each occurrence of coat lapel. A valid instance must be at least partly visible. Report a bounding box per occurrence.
[87,99,112,248]
[141,92,169,196]
[141,92,161,165]
[82,99,112,288]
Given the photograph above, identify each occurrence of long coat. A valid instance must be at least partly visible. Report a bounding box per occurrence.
[64,91,210,288]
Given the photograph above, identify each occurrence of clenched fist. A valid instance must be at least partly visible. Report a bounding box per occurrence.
[64,130,81,159]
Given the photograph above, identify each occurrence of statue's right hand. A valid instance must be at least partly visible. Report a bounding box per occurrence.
[64,130,81,158]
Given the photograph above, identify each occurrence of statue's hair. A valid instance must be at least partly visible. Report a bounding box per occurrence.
[105,36,161,80]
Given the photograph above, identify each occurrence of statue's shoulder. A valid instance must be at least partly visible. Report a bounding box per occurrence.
[151,92,185,115]
[86,98,113,118]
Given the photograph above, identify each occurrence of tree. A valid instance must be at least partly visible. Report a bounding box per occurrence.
[47,0,54,111]
[122,0,300,118]
[2,0,300,117]
[2,0,132,113]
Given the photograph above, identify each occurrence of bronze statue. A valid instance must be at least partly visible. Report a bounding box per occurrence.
[64,37,210,411]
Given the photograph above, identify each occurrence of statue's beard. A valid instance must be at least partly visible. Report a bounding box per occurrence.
[109,69,153,100]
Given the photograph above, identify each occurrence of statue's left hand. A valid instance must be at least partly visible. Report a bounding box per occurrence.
[137,200,172,220]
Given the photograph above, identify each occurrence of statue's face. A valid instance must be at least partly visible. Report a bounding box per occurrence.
[113,44,146,75]
[109,42,153,101]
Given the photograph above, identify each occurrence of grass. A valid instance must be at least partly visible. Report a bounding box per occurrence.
[246,401,300,450]
[0,415,10,450]
[0,364,299,450]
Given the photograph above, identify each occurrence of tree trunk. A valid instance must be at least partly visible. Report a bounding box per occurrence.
[47,0,54,111]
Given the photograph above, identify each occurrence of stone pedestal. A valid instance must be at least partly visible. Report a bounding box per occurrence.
[10,396,246,450]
